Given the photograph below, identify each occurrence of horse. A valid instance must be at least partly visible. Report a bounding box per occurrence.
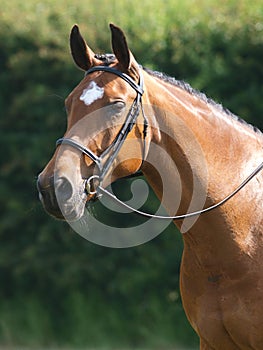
[37,24,263,349]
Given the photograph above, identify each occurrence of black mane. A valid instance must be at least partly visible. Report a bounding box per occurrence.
[144,67,235,117]
[144,67,262,135]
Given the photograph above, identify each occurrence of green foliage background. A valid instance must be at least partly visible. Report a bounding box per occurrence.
[0,0,262,348]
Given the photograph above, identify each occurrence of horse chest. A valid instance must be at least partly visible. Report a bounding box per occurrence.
[180,266,263,349]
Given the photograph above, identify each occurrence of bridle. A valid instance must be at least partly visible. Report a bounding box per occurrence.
[56,65,147,189]
[56,65,263,221]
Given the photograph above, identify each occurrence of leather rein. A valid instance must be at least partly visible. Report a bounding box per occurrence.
[56,66,263,220]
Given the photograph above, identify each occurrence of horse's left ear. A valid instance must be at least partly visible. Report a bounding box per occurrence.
[110,23,139,76]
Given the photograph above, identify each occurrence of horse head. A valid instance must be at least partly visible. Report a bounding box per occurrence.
[37,24,151,221]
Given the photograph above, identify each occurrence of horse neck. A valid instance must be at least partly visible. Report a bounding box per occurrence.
[142,71,263,264]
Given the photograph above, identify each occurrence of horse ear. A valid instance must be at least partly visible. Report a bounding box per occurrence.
[110,23,137,74]
[70,25,95,71]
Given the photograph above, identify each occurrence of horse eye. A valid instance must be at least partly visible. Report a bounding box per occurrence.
[112,101,126,111]
[106,101,126,120]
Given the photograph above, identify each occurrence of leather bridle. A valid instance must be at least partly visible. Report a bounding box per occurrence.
[56,65,147,193]
[56,65,263,220]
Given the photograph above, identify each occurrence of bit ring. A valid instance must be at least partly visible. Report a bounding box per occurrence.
[85,175,100,195]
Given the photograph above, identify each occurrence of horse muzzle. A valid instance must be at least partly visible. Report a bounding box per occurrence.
[37,173,87,221]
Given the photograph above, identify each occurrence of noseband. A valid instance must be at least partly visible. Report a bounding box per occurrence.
[56,66,146,189]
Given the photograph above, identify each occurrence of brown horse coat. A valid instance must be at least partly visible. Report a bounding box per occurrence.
[38,24,263,349]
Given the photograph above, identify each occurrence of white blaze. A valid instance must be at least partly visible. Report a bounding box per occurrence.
[80,81,104,106]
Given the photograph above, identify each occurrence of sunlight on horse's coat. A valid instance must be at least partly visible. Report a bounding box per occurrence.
[80,81,104,106]
[37,23,263,349]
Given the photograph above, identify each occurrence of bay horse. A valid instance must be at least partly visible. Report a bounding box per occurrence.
[37,24,263,349]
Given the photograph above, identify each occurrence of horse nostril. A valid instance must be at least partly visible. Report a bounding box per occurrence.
[55,177,74,202]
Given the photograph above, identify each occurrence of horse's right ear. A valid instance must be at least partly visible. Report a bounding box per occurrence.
[70,25,95,71]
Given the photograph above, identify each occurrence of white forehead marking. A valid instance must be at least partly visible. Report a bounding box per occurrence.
[80,81,104,106]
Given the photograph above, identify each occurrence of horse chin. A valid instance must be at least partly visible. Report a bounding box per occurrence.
[41,198,86,222]
[62,195,102,222]
[41,202,66,221]
[58,199,87,222]
[61,193,103,222]
[51,190,87,222]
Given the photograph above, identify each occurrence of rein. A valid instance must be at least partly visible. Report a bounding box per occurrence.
[96,161,263,220]
[56,66,263,221]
